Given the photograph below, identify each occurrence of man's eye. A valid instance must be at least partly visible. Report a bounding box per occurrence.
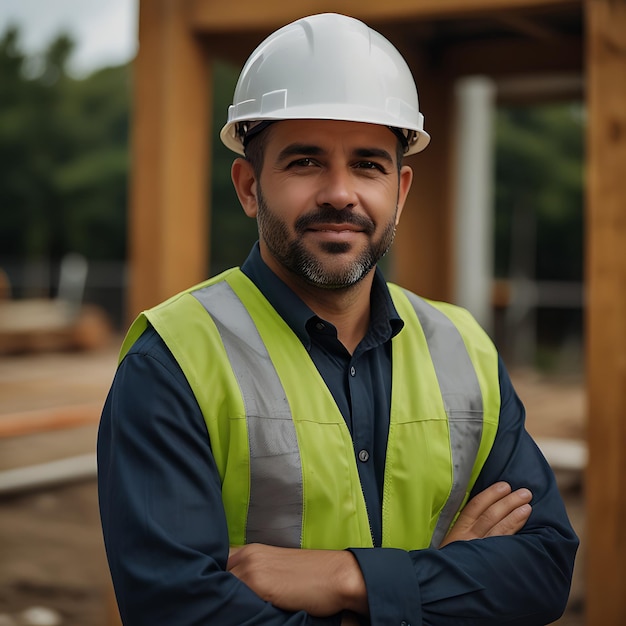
[290,158,315,168]
[356,161,385,172]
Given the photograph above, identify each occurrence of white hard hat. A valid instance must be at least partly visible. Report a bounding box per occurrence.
[220,13,430,156]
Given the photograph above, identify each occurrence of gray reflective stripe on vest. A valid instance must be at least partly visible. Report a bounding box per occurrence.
[192,282,303,548]
[402,290,484,548]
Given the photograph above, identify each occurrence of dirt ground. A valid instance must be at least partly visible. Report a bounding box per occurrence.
[0,342,587,626]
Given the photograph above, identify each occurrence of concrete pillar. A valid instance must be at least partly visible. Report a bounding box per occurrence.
[453,76,496,334]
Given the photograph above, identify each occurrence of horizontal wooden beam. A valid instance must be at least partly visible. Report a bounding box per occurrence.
[196,7,581,82]
[0,454,96,496]
[493,11,566,39]
[495,74,583,105]
[441,35,582,77]
[190,0,580,33]
[0,404,101,439]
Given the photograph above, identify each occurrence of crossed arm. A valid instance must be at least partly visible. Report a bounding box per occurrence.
[99,333,577,625]
[227,481,534,621]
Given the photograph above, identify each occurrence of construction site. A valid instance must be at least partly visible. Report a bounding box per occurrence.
[2,0,626,624]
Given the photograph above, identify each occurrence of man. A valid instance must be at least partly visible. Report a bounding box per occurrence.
[98,13,578,625]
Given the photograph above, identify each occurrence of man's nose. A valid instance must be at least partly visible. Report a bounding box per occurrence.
[315,167,357,210]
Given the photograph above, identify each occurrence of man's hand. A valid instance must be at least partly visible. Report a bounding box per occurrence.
[227,543,368,617]
[440,481,532,548]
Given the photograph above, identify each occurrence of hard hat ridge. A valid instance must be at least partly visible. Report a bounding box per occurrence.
[220,13,430,156]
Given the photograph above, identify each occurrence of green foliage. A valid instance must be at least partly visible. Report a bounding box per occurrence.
[209,60,258,273]
[0,26,129,262]
[494,103,585,281]
[0,31,250,271]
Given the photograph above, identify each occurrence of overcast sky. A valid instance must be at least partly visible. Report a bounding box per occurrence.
[0,0,138,76]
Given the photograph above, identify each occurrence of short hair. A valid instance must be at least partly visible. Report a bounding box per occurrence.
[243,125,271,178]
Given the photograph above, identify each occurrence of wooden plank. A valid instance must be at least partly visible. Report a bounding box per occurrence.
[493,11,566,39]
[0,404,101,439]
[189,0,579,32]
[128,0,211,322]
[391,61,455,301]
[442,35,582,77]
[584,0,626,623]
[0,454,97,496]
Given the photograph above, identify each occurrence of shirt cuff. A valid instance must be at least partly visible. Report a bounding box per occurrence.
[348,547,421,626]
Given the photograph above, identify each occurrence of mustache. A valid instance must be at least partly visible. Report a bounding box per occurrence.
[294,208,375,234]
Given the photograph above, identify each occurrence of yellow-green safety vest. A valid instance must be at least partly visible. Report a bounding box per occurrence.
[120,268,500,551]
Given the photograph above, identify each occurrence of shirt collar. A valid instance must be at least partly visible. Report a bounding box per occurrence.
[240,242,404,350]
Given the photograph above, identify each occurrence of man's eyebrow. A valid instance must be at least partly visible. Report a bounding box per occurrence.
[276,144,324,162]
[276,144,395,165]
[353,147,394,164]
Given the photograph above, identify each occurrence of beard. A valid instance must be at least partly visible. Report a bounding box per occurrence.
[256,187,397,289]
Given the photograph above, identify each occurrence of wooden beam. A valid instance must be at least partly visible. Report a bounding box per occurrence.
[0,404,101,439]
[495,74,583,105]
[128,0,211,322]
[493,11,565,39]
[391,59,456,301]
[442,35,582,77]
[189,0,579,32]
[585,0,626,623]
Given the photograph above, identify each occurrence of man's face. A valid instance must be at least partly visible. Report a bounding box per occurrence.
[240,119,413,290]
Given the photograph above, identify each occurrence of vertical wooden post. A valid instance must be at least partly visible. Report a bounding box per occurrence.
[585,0,626,623]
[392,60,456,302]
[127,0,211,323]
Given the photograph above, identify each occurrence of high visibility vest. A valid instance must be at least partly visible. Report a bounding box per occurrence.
[120,268,500,551]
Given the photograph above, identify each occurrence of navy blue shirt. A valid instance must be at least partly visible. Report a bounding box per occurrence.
[98,244,578,625]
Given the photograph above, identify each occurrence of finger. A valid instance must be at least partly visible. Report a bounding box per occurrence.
[471,488,533,538]
[454,482,512,529]
[454,482,511,531]
[485,501,533,538]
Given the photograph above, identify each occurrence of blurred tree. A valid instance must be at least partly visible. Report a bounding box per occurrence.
[494,103,584,282]
[0,26,130,266]
[494,102,585,368]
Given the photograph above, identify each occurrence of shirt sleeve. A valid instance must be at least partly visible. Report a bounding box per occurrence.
[97,327,340,626]
[350,356,579,626]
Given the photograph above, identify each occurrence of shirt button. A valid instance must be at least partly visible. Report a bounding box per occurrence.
[358,449,370,462]
[350,366,356,377]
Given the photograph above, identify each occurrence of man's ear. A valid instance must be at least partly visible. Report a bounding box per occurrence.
[395,164,414,225]
[231,158,258,218]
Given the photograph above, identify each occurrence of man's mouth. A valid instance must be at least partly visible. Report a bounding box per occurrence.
[297,210,375,236]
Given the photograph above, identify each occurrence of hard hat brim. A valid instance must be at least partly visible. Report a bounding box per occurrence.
[220,114,430,157]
